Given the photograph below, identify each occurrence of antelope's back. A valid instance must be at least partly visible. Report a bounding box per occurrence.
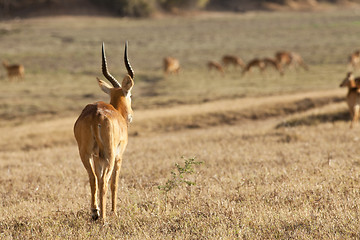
[74,102,128,149]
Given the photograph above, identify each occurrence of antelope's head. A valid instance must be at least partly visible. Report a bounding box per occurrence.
[97,42,135,123]
[340,72,355,88]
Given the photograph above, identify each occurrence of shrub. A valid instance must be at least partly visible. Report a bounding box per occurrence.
[91,0,157,17]
[158,157,203,194]
[114,0,156,17]
[159,0,209,10]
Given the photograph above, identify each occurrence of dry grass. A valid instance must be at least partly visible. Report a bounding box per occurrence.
[0,10,359,124]
[2,102,360,239]
[1,9,360,239]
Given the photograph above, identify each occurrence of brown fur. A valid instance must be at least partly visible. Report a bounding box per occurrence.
[74,43,134,221]
[290,52,308,71]
[275,51,292,68]
[242,58,266,76]
[2,61,25,81]
[263,57,284,76]
[207,60,224,75]
[163,57,180,75]
[339,72,360,128]
[348,50,360,71]
[275,51,308,71]
[222,55,245,69]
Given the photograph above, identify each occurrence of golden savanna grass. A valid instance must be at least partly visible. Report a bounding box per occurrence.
[1,9,360,239]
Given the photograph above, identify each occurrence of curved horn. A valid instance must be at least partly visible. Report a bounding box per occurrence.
[102,42,121,88]
[124,41,134,79]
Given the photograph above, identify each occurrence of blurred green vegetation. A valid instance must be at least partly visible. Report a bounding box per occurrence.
[2,0,360,17]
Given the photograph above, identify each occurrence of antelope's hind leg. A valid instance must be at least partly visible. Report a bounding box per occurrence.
[79,150,100,220]
[110,158,122,216]
[76,131,100,220]
[110,142,127,216]
[94,152,116,221]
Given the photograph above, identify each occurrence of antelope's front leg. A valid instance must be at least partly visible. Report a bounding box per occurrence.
[111,158,123,215]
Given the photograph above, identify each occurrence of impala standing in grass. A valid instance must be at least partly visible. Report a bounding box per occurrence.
[339,72,360,128]
[74,42,134,221]
[348,50,360,71]
[2,60,25,81]
[163,57,180,76]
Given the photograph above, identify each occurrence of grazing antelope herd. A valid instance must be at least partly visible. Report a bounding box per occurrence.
[159,49,360,128]
[74,42,134,221]
[201,51,307,76]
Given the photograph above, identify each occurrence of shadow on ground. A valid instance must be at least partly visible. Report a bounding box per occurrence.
[276,110,350,129]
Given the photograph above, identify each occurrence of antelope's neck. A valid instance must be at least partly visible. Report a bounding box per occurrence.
[110,97,130,121]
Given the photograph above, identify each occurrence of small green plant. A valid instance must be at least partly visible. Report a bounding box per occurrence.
[158,156,203,193]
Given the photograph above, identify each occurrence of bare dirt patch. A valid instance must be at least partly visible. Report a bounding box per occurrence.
[0,89,345,152]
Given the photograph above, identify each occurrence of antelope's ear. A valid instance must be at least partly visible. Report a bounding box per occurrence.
[122,75,134,96]
[97,77,112,95]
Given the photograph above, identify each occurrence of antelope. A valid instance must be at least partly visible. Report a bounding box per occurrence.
[348,50,360,71]
[222,55,245,69]
[163,57,180,75]
[242,58,266,76]
[263,57,284,76]
[207,60,224,75]
[275,51,308,71]
[275,51,292,68]
[339,72,360,128]
[2,60,25,80]
[290,52,308,71]
[74,42,134,221]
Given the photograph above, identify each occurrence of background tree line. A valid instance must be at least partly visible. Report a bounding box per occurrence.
[1,0,359,18]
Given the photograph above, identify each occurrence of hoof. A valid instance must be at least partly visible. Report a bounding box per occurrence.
[91,208,100,221]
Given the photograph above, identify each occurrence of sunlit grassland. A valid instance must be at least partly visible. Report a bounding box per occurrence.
[0,10,360,123]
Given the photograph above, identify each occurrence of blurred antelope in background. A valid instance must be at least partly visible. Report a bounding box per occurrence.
[207,60,224,75]
[74,42,135,221]
[222,55,245,69]
[290,52,308,71]
[2,60,24,81]
[339,72,360,128]
[163,57,180,75]
[348,50,360,71]
[275,51,308,71]
[275,51,292,69]
[263,57,284,76]
[242,58,266,76]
